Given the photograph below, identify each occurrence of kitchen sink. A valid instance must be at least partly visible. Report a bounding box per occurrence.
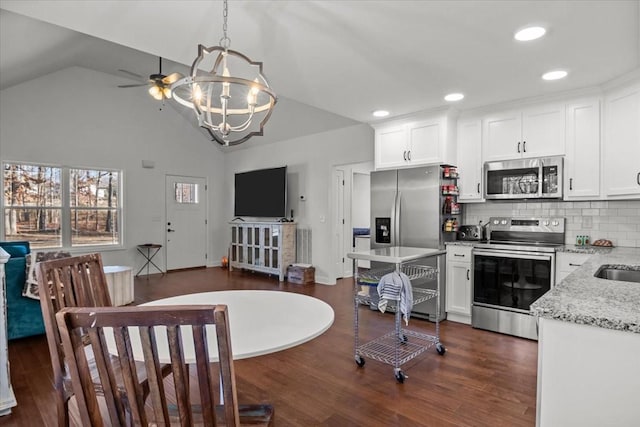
[594,265,640,283]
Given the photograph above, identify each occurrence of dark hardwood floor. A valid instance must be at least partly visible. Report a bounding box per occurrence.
[4,267,537,426]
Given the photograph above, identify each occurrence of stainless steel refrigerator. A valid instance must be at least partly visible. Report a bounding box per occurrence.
[370,165,447,321]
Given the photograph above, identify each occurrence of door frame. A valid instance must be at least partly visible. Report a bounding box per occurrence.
[331,161,373,282]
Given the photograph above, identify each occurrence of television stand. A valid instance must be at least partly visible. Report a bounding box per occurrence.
[229,221,296,282]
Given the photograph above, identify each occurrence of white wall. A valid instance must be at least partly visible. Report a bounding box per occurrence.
[223,125,374,284]
[0,66,227,270]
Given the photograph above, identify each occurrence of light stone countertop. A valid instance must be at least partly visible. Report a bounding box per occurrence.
[530,247,640,334]
[444,241,477,247]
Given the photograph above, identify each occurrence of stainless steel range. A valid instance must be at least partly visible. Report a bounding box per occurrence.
[472,217,565,340]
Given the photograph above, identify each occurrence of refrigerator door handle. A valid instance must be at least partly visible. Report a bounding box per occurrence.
[390,191,398,246]
[395,191,402,246]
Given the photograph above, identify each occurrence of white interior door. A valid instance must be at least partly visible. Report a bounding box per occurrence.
[165,175,207,270]
[333,169,345,279]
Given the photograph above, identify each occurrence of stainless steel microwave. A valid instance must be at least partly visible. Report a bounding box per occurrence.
[484,156,563,200]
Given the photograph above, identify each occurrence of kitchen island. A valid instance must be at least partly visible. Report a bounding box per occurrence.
[530,247,640,427]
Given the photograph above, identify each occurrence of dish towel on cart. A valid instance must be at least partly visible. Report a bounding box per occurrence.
[377,271,413,325]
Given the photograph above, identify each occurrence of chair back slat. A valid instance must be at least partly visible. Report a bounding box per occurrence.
[140,326,171,424]
[57,305,241,427]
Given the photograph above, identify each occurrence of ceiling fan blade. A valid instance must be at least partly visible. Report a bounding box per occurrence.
[118,83,148,88]
[117,69,145,79]
[163,72,183,85]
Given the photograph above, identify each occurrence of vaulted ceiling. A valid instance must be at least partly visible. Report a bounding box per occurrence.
[2,1,639,145]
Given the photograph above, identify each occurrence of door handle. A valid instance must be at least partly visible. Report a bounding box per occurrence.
[454,254,465,257]
[517,142,521,153]
[467,269,470,280]
[407,150,411,161]
[477,182,481,194]
[167,228,176,232]
[637,172,640,186]
[403,150,407,161]
[569,178,573,191]
[523,141,526,152]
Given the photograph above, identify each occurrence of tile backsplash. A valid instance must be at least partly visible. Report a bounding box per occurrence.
[464,200,640,248]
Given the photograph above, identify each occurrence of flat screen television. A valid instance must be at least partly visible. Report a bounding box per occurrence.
[234,166,287,218]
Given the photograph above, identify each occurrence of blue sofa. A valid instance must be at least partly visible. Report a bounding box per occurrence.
[1,241,45,340]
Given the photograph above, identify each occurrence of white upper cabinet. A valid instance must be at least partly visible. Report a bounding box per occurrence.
[603,81,640,199]
[456,119,483,202]
[564,98,601,200]
[374,110,456,170]
[483,104,565,161]
[375,124,409,169]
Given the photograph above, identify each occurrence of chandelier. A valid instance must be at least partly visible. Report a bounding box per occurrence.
[171,0,277,146]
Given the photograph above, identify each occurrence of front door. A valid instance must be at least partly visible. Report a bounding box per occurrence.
[165,175,207,270]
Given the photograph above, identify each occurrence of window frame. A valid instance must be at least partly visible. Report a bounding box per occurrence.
[2,161,124,251]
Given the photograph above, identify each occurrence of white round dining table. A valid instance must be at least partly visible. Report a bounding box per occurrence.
[132,290,335,363]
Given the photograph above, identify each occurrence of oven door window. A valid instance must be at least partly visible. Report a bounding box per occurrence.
[474,253,552,312]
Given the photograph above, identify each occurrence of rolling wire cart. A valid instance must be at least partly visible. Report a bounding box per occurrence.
[347,247,446,383]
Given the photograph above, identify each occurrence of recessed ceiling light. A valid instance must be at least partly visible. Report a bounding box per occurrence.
[542,70,568,81]
[372,110,390,117]
[514,26,546,41]
[444,93,464,102]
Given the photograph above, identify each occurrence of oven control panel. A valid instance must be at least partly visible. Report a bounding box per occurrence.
[488,217,565,233]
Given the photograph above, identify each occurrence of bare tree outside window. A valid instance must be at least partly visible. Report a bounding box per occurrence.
[3,164,62,247]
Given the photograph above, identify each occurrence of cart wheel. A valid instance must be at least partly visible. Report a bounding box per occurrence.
[399,334,408,344]
[436,342,446,355]
[355,355,365,367]
[395,370,405,383]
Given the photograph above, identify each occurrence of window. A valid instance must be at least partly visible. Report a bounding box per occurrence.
[3,163,122,249]
[174,182,199,204]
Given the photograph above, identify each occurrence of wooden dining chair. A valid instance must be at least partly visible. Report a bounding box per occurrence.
[37,253,171,426]
[56,305,275,427]
[37,253,113,427]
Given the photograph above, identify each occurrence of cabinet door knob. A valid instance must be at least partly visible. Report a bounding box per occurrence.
[517,142,521,153]
[403,150,407,161]
[569,178,573,191]
[467,269,470,280]
[637,172,640,186]
[477,183,481,194]
[523,141,527,152]
[407,150,411,161]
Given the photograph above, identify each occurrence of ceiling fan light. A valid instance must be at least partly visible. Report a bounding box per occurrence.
[149,85,163,100]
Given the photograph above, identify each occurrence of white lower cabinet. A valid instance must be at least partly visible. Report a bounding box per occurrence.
[445,245,472,324]
[537,318,640,427]
[555,252,590,283]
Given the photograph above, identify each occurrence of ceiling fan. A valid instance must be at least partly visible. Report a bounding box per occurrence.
[118,57,182,101]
